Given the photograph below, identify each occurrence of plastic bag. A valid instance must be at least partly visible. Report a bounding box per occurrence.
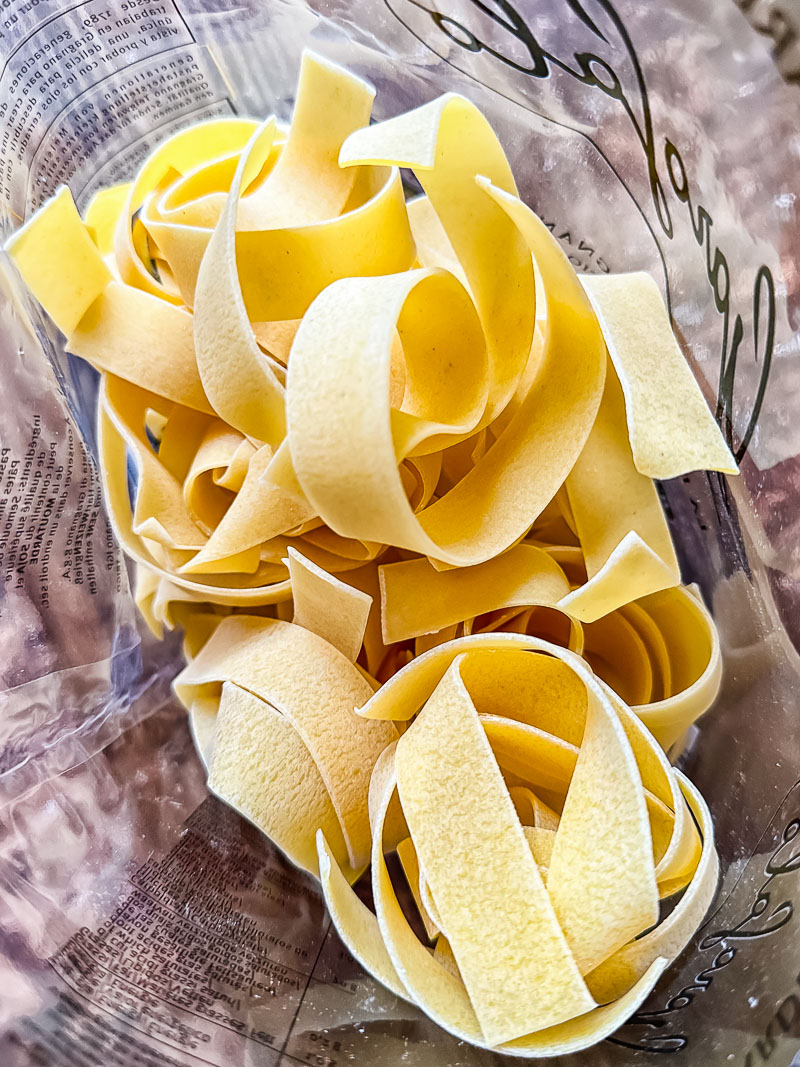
[1,1,800,1063]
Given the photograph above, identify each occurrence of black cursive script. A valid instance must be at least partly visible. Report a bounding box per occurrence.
[386,0,776,463]
[742,971,800,1066]
[608,811,800,1054]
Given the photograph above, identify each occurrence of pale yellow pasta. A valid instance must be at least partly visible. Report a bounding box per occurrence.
[6,50,735,1057]
[6,50,734,620]
[582,273,737,479]
[561,363,681,622]
[378,544,570,644]
[175,615,396,873]
[317,638,715,1053]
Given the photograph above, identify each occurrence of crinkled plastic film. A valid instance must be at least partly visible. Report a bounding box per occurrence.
[2,2,800,1066]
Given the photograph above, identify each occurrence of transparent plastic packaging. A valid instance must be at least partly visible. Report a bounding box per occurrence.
[1,2,800,1064]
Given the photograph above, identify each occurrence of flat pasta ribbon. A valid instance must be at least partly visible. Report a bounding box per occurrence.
[375,546,720,750]
[317,636,717,1054]
[174,613,396,878]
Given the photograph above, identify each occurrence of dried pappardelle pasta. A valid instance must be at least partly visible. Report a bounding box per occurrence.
[316,636,718,1054]
[7,50,736,1056]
